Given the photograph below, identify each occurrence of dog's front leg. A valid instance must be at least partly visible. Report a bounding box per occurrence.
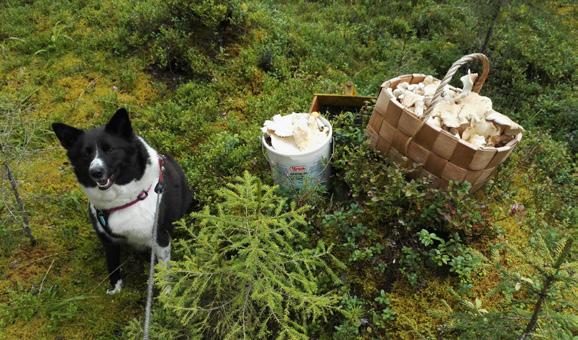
[102,240,123,295]
[155,228,171,264]
[91,209,123,295]
[154,228,173,295]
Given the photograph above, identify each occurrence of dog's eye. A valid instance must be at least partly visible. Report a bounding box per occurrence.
[101,144,111,153]
[84,147,93,157]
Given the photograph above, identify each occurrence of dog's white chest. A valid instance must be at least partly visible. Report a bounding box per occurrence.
[91,193,161,249]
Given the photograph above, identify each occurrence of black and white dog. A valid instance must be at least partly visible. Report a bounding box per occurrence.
[52,108,192,294]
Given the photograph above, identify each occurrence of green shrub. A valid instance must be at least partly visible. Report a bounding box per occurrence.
[116,0,246,77]
[331,111,490,239]
[316,111,493,334]
[404,230,485,287]
[332,289,397,337]
[371,290,396,329]
[483,2,578,151]
[137,83,221,155]
[489,130,576,236]
[333,294,366,338]
[156,172,343,338]
[182,129,264,203]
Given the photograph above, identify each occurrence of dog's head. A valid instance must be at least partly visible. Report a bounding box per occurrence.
[52,108,145,190]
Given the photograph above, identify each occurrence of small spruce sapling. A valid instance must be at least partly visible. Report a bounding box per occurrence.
[156,172,343,339]
[441,234,576,339]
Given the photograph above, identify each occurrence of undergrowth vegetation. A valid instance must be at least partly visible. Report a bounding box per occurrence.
[115,0,246,78]
[0,0,576,339]
[155,172,342,338]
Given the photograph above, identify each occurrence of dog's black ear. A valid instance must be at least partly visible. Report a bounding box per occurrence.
[52,123,83,149]
[105,108,133,139]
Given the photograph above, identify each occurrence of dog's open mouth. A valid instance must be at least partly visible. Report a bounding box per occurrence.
[96,175,115,190]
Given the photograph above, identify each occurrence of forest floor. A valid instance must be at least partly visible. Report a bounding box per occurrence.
[1,1,576,339]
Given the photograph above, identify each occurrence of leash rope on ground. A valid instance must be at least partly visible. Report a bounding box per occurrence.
[143,156,166,340]
[143,190,161,340]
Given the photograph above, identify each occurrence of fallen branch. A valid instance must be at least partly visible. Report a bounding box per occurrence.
[3,160,36,246]
[39,259,55,293]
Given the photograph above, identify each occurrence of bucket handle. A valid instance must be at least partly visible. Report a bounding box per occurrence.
[322,138,335,172]
[423,53,490,120]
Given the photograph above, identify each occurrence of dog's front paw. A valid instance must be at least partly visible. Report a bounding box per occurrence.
[106,279,123,295]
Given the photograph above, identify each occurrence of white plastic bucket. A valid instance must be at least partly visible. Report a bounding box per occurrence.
[262,117,333,191]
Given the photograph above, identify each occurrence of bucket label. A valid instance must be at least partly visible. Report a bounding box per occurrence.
[271,157,330,190]
[290,165,306,172]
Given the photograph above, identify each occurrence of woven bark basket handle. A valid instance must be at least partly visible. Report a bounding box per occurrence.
[423,53,490,120]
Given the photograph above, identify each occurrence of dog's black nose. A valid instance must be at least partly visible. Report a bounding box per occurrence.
[89,167,105,180]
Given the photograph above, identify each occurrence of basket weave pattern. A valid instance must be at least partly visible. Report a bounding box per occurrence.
[366,54,522,192]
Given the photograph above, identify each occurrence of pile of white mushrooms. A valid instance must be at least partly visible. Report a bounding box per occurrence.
[387,72,523,147]
[262,112,330,154]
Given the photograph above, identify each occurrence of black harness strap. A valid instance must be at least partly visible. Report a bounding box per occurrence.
[95,209,124,239]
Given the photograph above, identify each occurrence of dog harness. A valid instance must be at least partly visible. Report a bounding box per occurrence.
[95,155,166,234]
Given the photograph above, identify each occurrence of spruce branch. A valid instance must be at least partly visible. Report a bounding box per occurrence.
[519,238,574,340]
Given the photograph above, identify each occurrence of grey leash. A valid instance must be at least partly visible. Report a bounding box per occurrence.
[143,156,167,340]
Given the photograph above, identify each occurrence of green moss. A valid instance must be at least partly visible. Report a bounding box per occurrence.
[389,277,456,339]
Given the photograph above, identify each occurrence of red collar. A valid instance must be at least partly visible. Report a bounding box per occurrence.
[100,155,166,216]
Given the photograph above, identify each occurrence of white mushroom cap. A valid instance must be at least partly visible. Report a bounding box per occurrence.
[262,114,295,137]
[459,70,478,96]
[401,91,423,108]
[442,86,458,101]
[414,99,425,117]
[486,110,524,135]
[385,87,396,99]
[433,101,464,128]
[292,116,311,150]
[456,93,493,121]
[263,112,330,153]
[270,135,300,154]
[468,134,487,147]
[427,116,442,129]
[423,84,438,97]
[462,118,500,147]
[397,81,410,90]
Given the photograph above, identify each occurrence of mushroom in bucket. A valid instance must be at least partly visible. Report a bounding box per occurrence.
[262,112,333,191]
